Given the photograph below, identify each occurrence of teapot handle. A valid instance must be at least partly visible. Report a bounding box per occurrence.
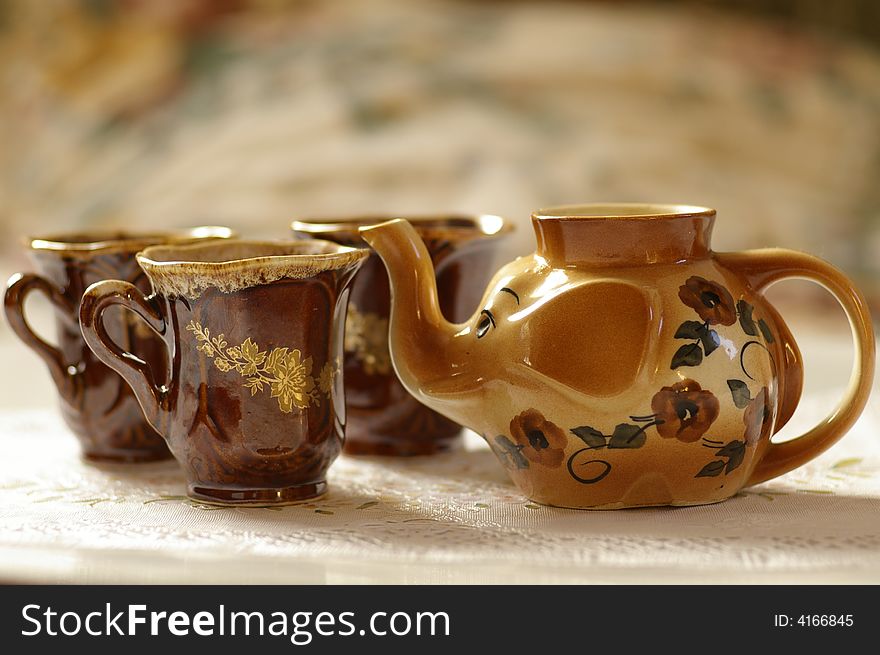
[79,280,172,438]
[716,249,875,486]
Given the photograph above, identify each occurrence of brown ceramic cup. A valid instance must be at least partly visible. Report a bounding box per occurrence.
[292,214,513,456]
[3,227,233,462]
[79,240,368,505]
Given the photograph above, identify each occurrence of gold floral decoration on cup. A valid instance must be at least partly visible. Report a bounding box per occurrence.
[344,302,391,376]
[187,320,334,413]
[317,357,338,395]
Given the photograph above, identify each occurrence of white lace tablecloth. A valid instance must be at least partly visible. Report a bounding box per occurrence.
[1,392,879,584]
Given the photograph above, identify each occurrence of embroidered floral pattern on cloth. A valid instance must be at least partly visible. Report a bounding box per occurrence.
[0,391,879,583]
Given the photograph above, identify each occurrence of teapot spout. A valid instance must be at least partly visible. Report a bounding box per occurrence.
[359,219,467,406]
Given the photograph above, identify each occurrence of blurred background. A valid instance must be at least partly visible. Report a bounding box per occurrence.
[2,0,880,305]
[2,1,878,585]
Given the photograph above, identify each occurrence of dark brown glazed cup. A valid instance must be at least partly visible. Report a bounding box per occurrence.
[3,227,233,462]
[292,215,513,456]
[79,239,368,505]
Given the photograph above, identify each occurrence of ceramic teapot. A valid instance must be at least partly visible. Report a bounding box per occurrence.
[359,204,875,509]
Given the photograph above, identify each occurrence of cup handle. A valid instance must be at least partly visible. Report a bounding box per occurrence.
[4,273,77,401]
[716,249,875,486]
[79,280,171,437]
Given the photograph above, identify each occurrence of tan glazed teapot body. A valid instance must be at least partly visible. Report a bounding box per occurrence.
[361,204,875,509]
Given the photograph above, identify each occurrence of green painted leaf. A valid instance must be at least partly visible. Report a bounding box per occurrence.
[723,444,746,474]
[758,318,775,343]
[716,439,746,458]
[608,423,646,449]
[700,329,720,356]
[696,460,726,478]
[492,435,530,470]
[727,379,752,409]
[832,458,863,469]
[671,343,703,369]
[674,320,706,339]
[737,299,758,336]
[570,426,607,448]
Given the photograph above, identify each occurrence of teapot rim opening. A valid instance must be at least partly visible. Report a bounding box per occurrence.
[533,203,716,221]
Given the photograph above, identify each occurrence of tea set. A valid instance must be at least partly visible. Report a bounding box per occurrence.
[5,204,875,509]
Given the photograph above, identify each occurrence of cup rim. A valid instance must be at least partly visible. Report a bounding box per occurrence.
[137,238,368,269]
[532,203,716,221]
[136,239,369,299]
[27,226,234,253]
[291,213,513,239]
